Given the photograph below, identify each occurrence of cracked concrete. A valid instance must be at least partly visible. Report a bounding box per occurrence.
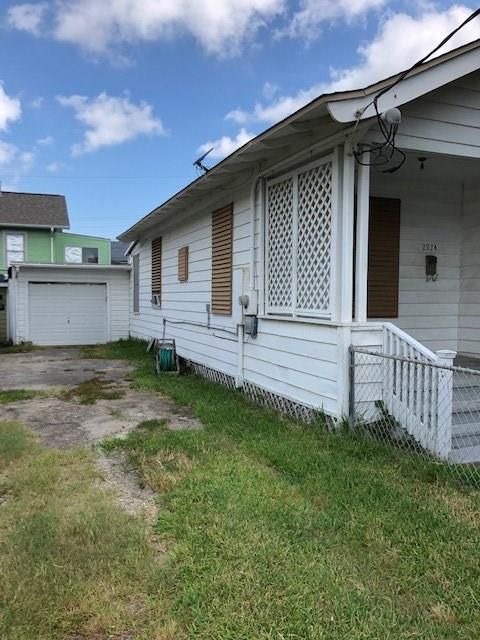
[0,347,201,514]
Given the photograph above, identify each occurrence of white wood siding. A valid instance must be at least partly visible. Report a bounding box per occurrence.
[371,173,462,352]
[458,181,480,355]
[395,71,480,158]
[129,183,342,415]
[12,266,130,344]
[244,319,339,414]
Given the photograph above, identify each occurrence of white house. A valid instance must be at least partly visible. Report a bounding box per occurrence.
[119,40,480,463]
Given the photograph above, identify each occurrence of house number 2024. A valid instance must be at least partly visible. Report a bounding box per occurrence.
[422,242,438,252]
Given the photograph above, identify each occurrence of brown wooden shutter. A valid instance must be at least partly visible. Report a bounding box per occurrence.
[367,197,400,318]
[212,204,233,315]
[151,237,162,301]
[178,246,189,282]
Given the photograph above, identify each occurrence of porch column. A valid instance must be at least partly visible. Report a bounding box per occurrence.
[354,153,370,322]
[339,142,355,323]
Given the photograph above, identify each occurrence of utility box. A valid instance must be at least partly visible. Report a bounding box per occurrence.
[244,289,258,316]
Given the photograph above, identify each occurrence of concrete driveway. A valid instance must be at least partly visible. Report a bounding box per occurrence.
[0,347,200,449]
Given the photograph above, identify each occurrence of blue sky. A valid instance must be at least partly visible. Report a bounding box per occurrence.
[1,1,479,239]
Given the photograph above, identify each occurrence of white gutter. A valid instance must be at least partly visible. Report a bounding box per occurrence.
[327,45,480,123]
[0,223,69,229]
[11,262,131,271]
[50,227,54,262]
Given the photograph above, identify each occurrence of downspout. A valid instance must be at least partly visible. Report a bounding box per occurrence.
[50,227,54,263]
[249,173,261,291]
[236,172,261,388]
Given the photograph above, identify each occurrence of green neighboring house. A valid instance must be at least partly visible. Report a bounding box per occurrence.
[0,190,111,342]
[0,191,111,276]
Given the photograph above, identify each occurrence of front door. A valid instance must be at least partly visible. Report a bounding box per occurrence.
[367,197,401,319]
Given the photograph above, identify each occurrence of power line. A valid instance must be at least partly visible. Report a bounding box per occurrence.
[0,174,164,180]
[354,7,480,173]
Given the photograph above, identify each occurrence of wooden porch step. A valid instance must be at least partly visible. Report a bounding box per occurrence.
[452,407,480,436]
[452,429,480,447]
[453,378,480,390]
[449,444,480,464]
[453,398,480,414]
[453,386,480,401]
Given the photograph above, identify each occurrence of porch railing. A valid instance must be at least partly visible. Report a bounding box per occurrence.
[383,324,455,458]
[349,324,455,459]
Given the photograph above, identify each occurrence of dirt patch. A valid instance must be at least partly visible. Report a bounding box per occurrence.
[0,386,201,448]
[96,450,158,522]
[0,348,130,390]
[60,377,126,404]
[0,348,202,522]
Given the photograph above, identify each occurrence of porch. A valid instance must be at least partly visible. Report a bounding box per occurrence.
[348,150,480,463]
[352,151,480,352]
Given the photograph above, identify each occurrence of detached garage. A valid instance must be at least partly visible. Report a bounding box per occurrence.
[8,264,130,346]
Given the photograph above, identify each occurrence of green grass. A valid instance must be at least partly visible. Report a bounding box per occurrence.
[0,389,42,404]
[60,377,125,404]
[0,421,179,640]
[0,343,37,354]
[95,340,480,639]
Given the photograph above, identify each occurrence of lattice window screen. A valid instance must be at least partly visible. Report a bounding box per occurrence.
[296,163,332,313]
[266,158,333,317]
[267,177,294,312]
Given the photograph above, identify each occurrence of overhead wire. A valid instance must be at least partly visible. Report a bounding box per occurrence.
[354,7,480,173]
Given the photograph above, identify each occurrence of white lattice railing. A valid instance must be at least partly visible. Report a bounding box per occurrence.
[382,323,454,458]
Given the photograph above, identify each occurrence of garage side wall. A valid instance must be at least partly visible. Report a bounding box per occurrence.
[12,266,130,345]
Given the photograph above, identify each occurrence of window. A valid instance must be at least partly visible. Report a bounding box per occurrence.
[65,247,99,264]
[133,253,140,313]
[178,246,189,282]
[83,247,99,264]
[151,237,162,306]
[6,233,25,266]
[212,204,233,315]
[266,157,333,318]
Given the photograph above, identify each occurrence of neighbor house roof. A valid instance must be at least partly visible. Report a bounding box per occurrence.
[119,38,480,242]
[0,191,69,228]
[110,241,129,264]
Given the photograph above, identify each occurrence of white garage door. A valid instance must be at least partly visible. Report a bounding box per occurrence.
[29,282,107,345]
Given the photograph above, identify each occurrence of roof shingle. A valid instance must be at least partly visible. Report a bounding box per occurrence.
[0,191,69,228]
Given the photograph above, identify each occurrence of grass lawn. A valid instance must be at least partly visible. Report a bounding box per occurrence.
[0,421,178,640]
[0,389,42,404]
[92,340,480,640]
[2,339,479,639]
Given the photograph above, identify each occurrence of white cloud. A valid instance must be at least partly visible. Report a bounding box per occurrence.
[325,5,480,92]
[31,96,44,109]
[47,161,60,172]
[0,141,17,166]
[262,81,279,100]
[283,0,388,40]
[232,5,480,124]
[6,3,47,35]
[41,0,284,58]
[0,140,35,188]
[225,108,251,125]
[37,135,54,145]
[198,127,255,160]
[57,92,164,155]
[0,84,21,131]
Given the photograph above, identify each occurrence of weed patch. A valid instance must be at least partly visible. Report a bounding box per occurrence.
[60,377,125,404]
[0,389,42,404]
[0,343,38,354]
